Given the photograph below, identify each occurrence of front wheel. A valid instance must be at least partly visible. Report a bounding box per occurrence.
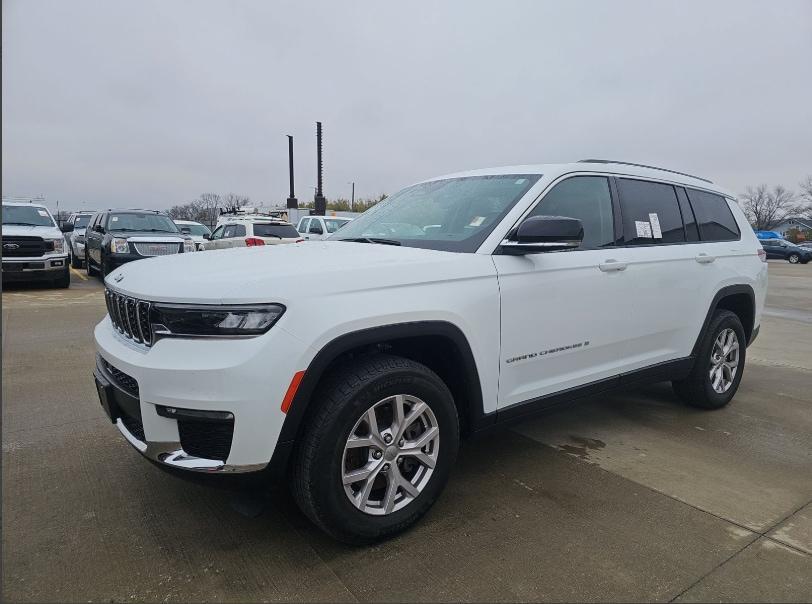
[85,251,96,276]
[53,267,70,288]
[673,310,745,409]
[291,354,459,544]
[788,253,800,264]
[71,250,82,269]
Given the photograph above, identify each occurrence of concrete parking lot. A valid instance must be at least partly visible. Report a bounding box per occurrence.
[2,262,811,602]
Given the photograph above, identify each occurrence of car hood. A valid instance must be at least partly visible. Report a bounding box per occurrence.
[2,224,63,239]
[106,241,493,304]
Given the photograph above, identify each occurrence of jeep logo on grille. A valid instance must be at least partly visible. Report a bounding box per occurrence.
[3,243,20,250]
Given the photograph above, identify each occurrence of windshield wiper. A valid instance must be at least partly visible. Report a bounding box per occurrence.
[338,237,401,246]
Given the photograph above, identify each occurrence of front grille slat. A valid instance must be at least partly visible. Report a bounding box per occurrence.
[1,236,47,257]
[133,242,181,257]
[106,288,153,347]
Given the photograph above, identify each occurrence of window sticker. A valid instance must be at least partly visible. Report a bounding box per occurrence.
[635,220,653,238]
[37,210,49,217]
[648,213,663,239]
[469,216,486,227]
[111,216,119,221]
[515,178,527,185]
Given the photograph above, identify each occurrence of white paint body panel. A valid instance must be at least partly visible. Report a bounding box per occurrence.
[94,162,767,470]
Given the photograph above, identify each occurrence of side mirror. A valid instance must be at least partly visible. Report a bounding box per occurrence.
[94,225,105,233]
[180,227,191,235]
[60,223,75,233]
[500,215,583,255]
[203,234,211,240]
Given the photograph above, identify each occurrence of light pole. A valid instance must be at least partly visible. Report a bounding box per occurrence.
[348,181,355,211]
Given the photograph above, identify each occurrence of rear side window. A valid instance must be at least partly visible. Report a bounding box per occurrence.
[685,189,740,241]
[528,176,615,249]
[253,223,299,238]
[617,179,685,245]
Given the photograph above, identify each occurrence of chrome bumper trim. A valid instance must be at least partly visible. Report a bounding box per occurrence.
[115,418,267,474]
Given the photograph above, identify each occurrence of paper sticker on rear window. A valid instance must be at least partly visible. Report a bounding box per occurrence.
[111,216,119,221]
[635,220,652,238]
[648,213,663,239]
[469,216,486,227]
[37,210,49,217]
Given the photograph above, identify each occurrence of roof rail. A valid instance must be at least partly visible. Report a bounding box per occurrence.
[578,159,713,184]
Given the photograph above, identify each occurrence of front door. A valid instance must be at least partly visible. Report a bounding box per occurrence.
[494,175,634,409]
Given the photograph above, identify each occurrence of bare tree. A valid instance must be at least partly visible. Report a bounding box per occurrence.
[800,176,812,210]
[221,193,250,213]
[739,184,798,230]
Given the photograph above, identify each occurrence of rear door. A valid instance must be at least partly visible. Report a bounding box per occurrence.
[604,178,712,369]
[222,224,246,248]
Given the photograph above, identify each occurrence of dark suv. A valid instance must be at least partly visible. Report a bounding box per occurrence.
[760,238,812,264]
[84,210,196,278]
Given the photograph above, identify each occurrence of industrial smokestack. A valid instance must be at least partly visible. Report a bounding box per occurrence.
[286,135,298,210]
[314,121,326,216]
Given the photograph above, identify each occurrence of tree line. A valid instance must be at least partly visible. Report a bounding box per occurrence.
[739,175,812,233]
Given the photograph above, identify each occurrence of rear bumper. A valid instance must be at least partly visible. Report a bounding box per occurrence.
[2,256,68,281]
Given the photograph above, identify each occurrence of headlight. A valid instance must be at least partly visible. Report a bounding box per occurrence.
[48,238,65,254]
[150,303,285,338]
[183,239,195,253]
[110,237,129,253]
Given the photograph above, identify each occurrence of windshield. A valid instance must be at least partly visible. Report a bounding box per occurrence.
[324,218,350,233]
[2,205,56,227]
[108,213,179,232]
[331,174,540,252]
[180,224,211,236]
[73,215,92,228]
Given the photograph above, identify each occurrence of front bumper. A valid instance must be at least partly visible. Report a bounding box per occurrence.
[2,256,68,281]
[93,316,308,474]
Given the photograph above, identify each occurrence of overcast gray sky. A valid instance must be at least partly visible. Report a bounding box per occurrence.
[3,0,811,212]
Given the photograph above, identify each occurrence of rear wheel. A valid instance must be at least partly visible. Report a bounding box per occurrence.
[788,253,800,264]
[673,310,745,409]
[291,354,459,544]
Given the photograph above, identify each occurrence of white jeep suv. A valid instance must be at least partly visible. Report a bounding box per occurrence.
[94,160,767,543]
[204,217,301,250]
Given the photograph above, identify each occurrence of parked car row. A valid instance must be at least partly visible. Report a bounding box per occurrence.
[759,238,812,264]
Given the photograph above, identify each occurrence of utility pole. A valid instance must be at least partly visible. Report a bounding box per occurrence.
[314,121,326,216]
[349,182,355,211]
[286,135,298,211]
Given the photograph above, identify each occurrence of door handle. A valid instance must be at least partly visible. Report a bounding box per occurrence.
[599,259,627,272]
[695,253,716,264]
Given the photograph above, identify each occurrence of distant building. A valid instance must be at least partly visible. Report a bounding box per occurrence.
[772,217,812,238]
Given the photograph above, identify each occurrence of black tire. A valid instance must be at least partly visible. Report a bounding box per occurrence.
[85,251,95,276]
[71,251,82,269]
[673,310,746,409]
[53,267,70,289]
[99,256,109,281]
[291,354,459,544]
[788,253,800,264]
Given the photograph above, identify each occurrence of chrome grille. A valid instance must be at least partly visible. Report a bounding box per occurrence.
[133,242,181,257]
[105,288,152,346]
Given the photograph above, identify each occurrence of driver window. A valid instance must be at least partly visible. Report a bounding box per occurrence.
[210,226,225,240]
[309,220,324,235]
[527,176,615,249]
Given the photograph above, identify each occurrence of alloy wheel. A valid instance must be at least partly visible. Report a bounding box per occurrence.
[342,394,440,515]
[709,328,739,393]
